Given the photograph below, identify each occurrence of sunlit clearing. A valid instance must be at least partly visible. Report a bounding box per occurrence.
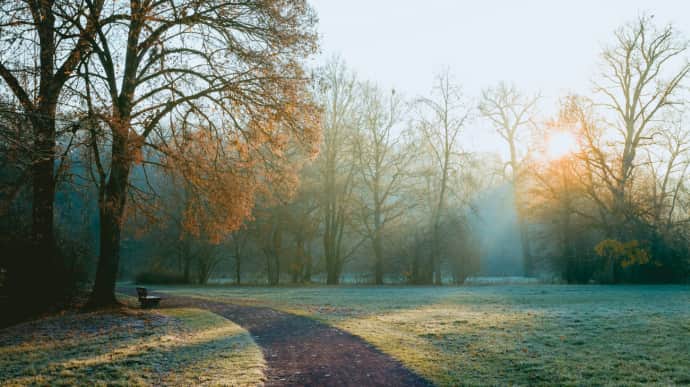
[546,131,578,159]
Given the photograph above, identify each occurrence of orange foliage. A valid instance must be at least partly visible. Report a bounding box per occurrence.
[165,130,258,244]
[162,90,321,244]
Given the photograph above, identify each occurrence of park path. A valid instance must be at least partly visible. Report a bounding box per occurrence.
[119,288,432,387]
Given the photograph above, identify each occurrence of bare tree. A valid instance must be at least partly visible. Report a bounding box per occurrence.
[414,70,471,285]
[353,83,412,284]
[594,15,690,236]
[645,113,690,232]
[253,204,288,286]
[285,176,320,283]
[479,82,539,274]
[316,58,362,284]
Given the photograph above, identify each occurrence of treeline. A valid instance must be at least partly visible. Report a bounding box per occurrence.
[134,16,690,286]
[1,7,690,318]
[129,60,488,286]
[526,17,690,283]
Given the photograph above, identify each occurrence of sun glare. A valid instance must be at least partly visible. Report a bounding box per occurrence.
[546,131,578,160]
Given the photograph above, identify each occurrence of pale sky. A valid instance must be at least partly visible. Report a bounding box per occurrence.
[310,1,690,160]
[311,0,690,102]
[307,1,690,272]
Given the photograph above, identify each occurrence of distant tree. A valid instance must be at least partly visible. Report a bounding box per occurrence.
[645,113,690,233]
[528,101,592,281]
[480,82,539,274]
[253,205,287,285]
[353,84,413,284]
[315,58,362,284]
[285,173,320,283]
[230,229,250,285]
[413,70,471,284]
[594,15,689,237]
[444,214,481,284]
[531,92,690,283]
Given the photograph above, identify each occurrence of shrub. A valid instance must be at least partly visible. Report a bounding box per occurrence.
[135,271,187,285]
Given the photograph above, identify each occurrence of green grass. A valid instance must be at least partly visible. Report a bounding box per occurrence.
[0,303,264,386]
[154,284,690,386]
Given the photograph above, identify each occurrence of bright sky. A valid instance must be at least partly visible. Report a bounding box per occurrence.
[310,0,690,159]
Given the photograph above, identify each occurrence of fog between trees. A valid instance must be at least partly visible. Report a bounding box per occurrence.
[1,6,689,315]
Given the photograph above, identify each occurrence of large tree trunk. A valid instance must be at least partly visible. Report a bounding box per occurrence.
[324,236,339,284]
[88,136,131,308]
[272,227,282,285]
[90,201,122,306]
[30,129,56,260]
[234,248,241,285]
[22,103,60,310]
[326,256,339,284]
[509,142,532,277]
[517,216,532,275]
[232,233,243,285]
[373,202,384,285]
[30,11,59,268]
[292,238,305,284]
[410,232,431,285]
[30,107,57,254]
[373,234,383,285]
[266,254,280,286]
[181,240,192,284]
[410,254,419,284]
[324,228,340,284]
[431,222,442,285]
[431,152,450,286]
[6,109,58,316]
[302,246,312,283]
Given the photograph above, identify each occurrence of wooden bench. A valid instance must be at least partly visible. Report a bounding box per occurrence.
[136,287,161,308]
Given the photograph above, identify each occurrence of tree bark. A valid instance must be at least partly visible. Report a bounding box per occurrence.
[234,249,241,285]
[302,245,312,283]
[326,253,339,284]
[29,103,57,271]
[373,232,384,285]
[510,136,532,276]
[87,135,131,307]
[518,217,532,275]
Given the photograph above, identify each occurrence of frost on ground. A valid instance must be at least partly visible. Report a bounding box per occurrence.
[0,307,264,386]
[162,284,690,386]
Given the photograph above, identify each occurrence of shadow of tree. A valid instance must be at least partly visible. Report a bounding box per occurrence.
[0,307,264,386]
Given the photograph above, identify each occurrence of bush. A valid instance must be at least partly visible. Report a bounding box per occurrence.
[135,271,187,285]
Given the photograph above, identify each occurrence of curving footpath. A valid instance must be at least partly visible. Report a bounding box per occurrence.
[119,288,433,387]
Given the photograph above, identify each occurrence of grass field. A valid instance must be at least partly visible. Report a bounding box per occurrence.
[0,303,264,386]
[155,284,690,386]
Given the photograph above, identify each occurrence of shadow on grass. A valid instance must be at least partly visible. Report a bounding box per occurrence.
[120,284,690,386]
[0,308,263,386]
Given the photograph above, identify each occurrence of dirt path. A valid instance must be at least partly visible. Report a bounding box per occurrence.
[119,289,432,386]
